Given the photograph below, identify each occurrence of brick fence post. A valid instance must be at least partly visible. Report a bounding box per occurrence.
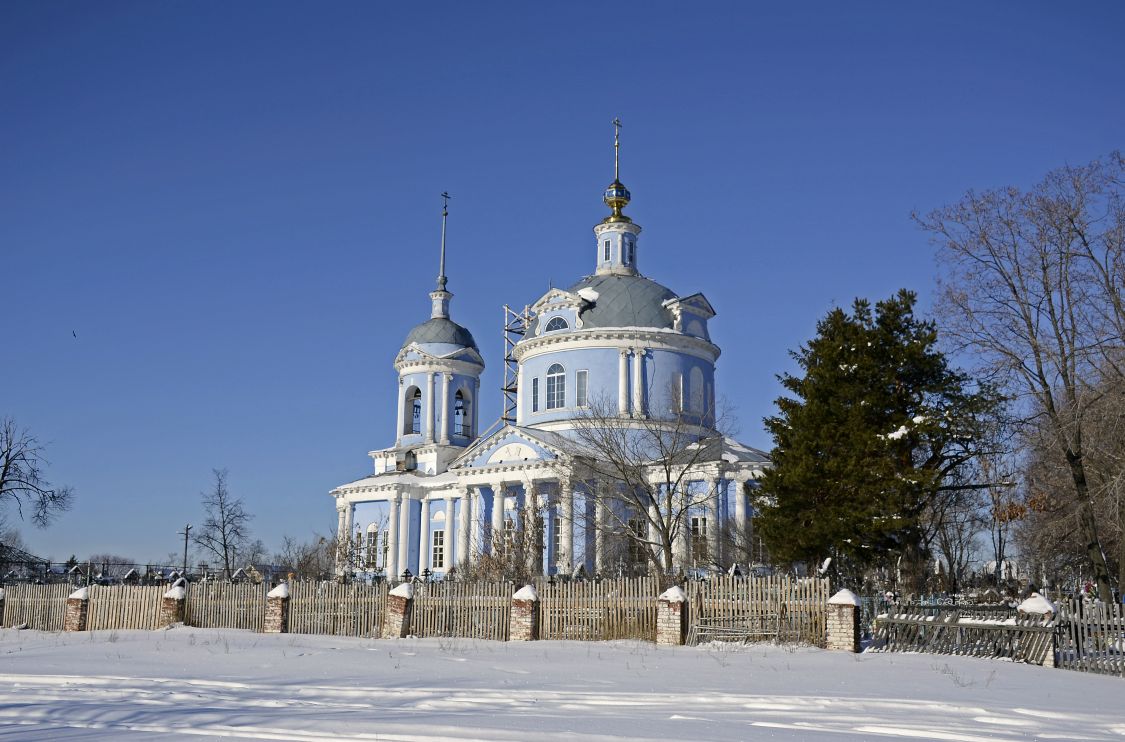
[0,587,5,626]
[65,586,90,632]
[510,585,540,641]
[382,582,415,639]
[161,582,187,626]
[264,582,290,634]
[826,589,861,652]
[656,586,687,646]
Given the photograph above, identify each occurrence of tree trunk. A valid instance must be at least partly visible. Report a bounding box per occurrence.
[1066,451,1114,602]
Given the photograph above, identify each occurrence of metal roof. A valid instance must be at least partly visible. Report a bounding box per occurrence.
[402,317,478,351]
[530,274,677,334]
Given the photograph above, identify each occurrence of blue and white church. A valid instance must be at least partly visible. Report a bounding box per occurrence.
[330,134,768,580]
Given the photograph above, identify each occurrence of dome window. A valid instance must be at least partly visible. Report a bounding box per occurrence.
[546,363,566,410]
[544,316,569,333]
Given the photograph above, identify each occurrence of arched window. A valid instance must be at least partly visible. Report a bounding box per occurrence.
[690,367,705,413]
[454,390,469,437]
[545,363,565,409]
[365,523,379,568]
[410,387,422,434]
[544,316,569,333]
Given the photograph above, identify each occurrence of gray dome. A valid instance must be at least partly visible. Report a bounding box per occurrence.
[559,274,676,331]
[402,317,478,351]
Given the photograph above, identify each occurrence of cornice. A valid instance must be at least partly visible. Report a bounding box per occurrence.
[514,328,720,363]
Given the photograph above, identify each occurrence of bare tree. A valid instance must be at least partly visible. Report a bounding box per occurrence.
[552,394,732,579]
[192,469,253,580]
[917,152,1125,601]
[274,532,339,580]
[0,417,74,527]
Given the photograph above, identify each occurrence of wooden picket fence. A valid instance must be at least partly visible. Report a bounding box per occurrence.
[1,583,72,631]
[184,582,267,632]
[1056,600,1125,677]
[535,575,658,641]
[872,611,1056,665]
[288,581,386,637]
[411,580,512,641]
[87,585,165,631]
[687,575,830,645]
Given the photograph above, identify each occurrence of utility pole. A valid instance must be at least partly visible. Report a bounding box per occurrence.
[179,524,192,577]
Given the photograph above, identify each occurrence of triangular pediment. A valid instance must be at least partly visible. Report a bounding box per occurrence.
[450,425,569,469]
[664,292,716,318]
[531,288,583,312]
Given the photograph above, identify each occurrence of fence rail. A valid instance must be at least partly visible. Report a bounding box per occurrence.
[873,612,1055,665]
[1056,600,1125,677]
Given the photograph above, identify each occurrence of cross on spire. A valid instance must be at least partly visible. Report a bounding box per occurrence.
[612,118,622,180]
[437,191,450,291]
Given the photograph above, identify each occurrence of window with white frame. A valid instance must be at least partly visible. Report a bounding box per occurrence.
[544,316,569,332]
[532,377,539,412]
[431,530,445,569]
[365,526,379,568]
[545,363,565,409]
[603,240,611,261]
[624,235,634,264]
[576,369,588,407]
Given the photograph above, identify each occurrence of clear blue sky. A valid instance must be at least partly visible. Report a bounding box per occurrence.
[3,2,1122,562]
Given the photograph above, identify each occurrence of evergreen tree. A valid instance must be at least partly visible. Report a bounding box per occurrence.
[756,290,1000,581]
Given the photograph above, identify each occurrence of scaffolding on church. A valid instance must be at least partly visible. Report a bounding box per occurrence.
[501,304,533,424]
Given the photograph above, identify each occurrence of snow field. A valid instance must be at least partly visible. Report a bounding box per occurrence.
[0,627,1122,741]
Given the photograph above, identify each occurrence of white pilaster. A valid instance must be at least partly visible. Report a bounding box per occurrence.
[632,347,645,417]
[735,482,747,560]
[398,496,411,577]
[419,498,431,574]
[424,373,436,443]
[387,495,400,579]
[395,380,405,446]
[618,349,630,416]
[708,480,721,567]
[491,482,506,556]
[457,488,471,567]
[594,494,606,575]
[444,495,456,568]
[440,373,451,444]
[559,481,574,574]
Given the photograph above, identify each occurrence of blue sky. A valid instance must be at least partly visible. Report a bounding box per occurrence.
[3,2,1122,562]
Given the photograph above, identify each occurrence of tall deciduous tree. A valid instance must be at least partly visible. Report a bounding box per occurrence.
[917,152,1124,601]
[193,469,253,580]
[755,291,1000,587]
[0,417,74,527]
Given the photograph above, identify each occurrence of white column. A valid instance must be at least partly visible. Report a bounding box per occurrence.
[336,503,347,543]
[708,479,722,567]
[491,482,506,556]
[398,496,411,577]
[618,349,630,416]
[457,488,471,567]
[439,373,451,444]
[648,502,662,565]
[526,484,541,576]
[424,373,436,443]
[632,347,645,418]
[419,498,431,574]
[472,489,484,563]
[395,380,405,445]
[735,482,748,562]
[594,492,607,576]
[444,495,456,568]
[559,481,574,574]
[473,378,481,436]
[387,495,400,579]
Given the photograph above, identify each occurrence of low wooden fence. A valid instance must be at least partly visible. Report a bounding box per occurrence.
[288,582,386,637]
[184,582,267,632]
[412,580,512,641]
[87,585,165,631]
[1,583,71,631]
[536,576,658,641]
[873,612,1056,665]
[1056,600,1125,677]
[687,575,829,645]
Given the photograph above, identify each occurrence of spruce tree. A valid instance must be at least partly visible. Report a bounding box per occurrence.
[756,290,999,581]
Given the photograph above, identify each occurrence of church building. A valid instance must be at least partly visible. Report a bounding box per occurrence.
[330,127,768,580]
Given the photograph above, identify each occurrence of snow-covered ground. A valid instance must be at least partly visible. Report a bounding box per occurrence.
[0,628,1121,741]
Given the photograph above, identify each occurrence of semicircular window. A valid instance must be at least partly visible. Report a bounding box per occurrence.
[544,316,570,333]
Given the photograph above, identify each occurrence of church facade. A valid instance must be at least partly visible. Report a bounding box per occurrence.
[330,135,768,580]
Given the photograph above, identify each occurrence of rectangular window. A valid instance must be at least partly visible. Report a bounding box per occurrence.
[532,377,539,412]
[365,530,378,568]
[603,240,611,261]
[576,370,588,407]
[691,516,708,563]
[627,518,647,566]
[546,372,564,409]
[431,530,445,569]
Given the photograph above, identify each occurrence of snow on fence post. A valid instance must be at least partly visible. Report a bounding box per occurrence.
[510,585,539,641]
[656,586,687,646]
[161,582,187,626]
[382,582,414,639]
[1017,592,1057,668]
[64,586,90,632]
[264,582,290,634]
[826,589,861,652]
